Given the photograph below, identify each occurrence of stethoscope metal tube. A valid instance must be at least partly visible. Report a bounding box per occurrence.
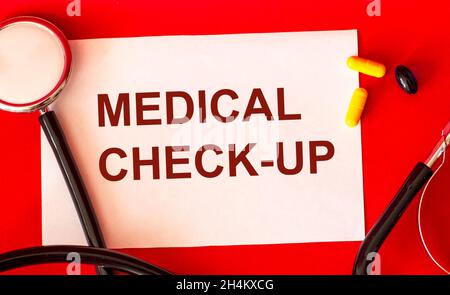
[425,128,450,167]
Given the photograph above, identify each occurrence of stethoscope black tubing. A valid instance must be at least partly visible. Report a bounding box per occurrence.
[353,162,433,275]
[0,245,171,275]
[39,110,111,275]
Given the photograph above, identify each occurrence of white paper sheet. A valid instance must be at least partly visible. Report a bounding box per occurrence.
[41,30,365,248]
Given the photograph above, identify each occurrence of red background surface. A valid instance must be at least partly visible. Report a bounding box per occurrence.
[1,0,450,275]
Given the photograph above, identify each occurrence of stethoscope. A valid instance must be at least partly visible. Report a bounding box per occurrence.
[0,16,171,275]
[0,16,448,275]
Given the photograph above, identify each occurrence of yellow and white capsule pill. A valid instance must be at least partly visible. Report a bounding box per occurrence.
[347,56,386,78]
[346,88,368,127]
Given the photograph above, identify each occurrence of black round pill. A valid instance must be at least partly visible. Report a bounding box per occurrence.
[395,65,418,94]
